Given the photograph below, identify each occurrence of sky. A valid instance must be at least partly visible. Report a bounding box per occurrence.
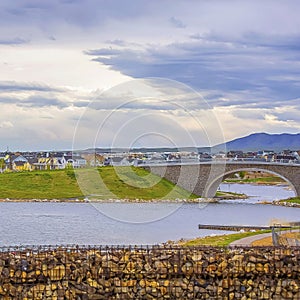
[0,0,300,151]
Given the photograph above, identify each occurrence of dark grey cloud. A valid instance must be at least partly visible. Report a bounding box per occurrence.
[0,37,28,45]
[0,81,65,93]
[85,32,300,108]
[169,17,185,28]
[21,95,68,108]
[105,39,127,47]
[190,32,300,52]
[0,95,68,109]
[0,0,153,28]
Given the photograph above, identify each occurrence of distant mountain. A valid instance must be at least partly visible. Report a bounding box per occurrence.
[82,146,210,154]
[216,133,300,152]
[80,133,300,154]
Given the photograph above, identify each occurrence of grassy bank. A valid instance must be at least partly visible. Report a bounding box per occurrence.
[279,197,300,204]
[180,230,272,247]
[224,176,285,184]
[0,167,197,200]
[215,190,247,199]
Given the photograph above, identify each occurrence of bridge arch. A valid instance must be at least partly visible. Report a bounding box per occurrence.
[145,162,300,198]
[205,167,298,198]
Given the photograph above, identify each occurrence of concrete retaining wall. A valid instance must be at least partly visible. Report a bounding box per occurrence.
[0,245,299,299]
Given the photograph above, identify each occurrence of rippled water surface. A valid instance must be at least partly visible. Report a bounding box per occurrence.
[0,184,298,246]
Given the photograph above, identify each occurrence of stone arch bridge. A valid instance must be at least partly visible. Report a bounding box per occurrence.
[143,162,300,197]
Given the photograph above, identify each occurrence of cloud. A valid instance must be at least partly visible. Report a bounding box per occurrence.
[85,36,300,106]
[20,95,69,108]
[0,37,28,45]
[0,81,74,110]
[0,81,65,92]
[0,95,69,109]
[1,0,300,150]
[0,102,84,150]
[0,80,85,110]
[0,121,13,129]
[0,0,153,31]
[169,17,185,28]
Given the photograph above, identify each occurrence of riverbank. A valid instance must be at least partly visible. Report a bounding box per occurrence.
[224,173,286,185]
[172,228,300,247]
[272,197,300,208]
[167,230,272,247]
[256,197,300,208]
[0,195,242,203]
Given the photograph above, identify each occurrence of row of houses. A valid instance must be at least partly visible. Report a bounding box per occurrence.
[94,149,300,166]
[0,152,87,172]
[1,148,299,172]
[226,149,300,162]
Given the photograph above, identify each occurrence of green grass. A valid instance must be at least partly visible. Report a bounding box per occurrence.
[224,176,285,184]
[78,166,197,200]
[279,197,300,204]
[215,191,246,199]
[0,167,197,200]
[0,169,83,199]
[181,230,272,247]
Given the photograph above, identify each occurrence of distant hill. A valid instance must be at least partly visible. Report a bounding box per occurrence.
[83,146,210,154]
[81,133,300,154]
[216,133,300,152]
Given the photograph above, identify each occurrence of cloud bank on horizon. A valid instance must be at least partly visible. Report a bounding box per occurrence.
[0,0,299,150]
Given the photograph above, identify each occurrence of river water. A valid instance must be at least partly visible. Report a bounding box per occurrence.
[219,183,294,203]
[0,184,298,246]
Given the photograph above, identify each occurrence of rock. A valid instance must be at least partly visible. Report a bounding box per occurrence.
[124,280,136,287]
[191,253,202,261]
[245,262,256,273]
[125,262,136,273]
[181,262,193,275]
[47,265,66,281]
[281,289,293,299]
[87,278,100,289]
[221,279,229,289]
[256,263,264,272]
[208,256,216,263]
[218,260,228,272]
[232,254,244,262]
[206,264,217,274]
[158,286,167,295]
